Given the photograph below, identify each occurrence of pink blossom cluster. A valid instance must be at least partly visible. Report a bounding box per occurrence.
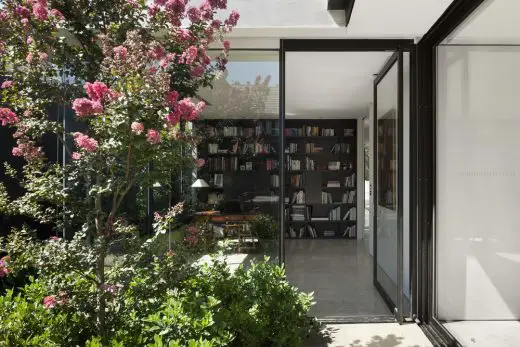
[72,81,114,117]
[0,108,19,126]
[131,121,145,135]
[42,291,68,309]
[12,138,43,161]
[73,132,98,153]
[195,158,205,168]
[146,129,161,144]
[185,226,198,245]
[166,98,206,126]
[72,98,103,117]
[0,256,11,278]
[85,81,112,102]
[1,80,13,89]
[113,45,128,60]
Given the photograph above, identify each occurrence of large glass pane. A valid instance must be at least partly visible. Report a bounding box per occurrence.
[190,51,280,262]
[376,62,399,308]
[436,1,520,345]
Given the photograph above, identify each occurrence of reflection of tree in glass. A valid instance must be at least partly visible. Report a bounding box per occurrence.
[203,71,273,118]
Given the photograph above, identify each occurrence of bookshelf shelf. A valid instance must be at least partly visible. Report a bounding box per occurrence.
[197,118,357,240]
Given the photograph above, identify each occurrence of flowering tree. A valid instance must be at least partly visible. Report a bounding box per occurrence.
[0,0,240,338]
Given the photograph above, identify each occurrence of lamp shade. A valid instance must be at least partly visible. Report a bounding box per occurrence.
[191,178,209,188]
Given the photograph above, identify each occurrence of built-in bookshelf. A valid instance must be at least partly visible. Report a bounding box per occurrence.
[196,118,357,239]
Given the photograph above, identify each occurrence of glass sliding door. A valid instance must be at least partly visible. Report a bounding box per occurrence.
[373,52,405,322]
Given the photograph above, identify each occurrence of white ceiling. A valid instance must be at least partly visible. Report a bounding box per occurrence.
[445,0,520,44]
[219,0,454,47]
[285,51,393,118]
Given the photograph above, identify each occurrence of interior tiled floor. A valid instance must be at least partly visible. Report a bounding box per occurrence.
[443,321,520,347]
[304,323,433,347]
[285,239,391,318]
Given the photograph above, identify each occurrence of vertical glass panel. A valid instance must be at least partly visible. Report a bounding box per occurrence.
[376,62,399,308]
[402,52,411,315]
[436,1,520,345]
[191,51,280,262]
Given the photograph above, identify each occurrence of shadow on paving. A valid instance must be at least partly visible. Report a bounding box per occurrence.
[303,325,421,347]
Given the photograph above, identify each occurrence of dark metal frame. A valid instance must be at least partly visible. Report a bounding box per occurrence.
[415,0,487,345]
[281,39,415,323]
[372,51,405,323]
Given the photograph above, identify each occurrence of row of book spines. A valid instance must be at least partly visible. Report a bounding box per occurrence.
[284,127,336,137]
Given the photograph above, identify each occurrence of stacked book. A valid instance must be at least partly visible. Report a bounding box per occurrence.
[291,205,306,221]
[306,143,324,153]
[344,128,355,137]
[321,191,333,203]
[345,173,356,187]
[321,128,335,136]
[326,181,341,188]
[287,155,301,170]
[291,190,305,204]
[329,206,342,221]
[343,225,356,238]
[208,156,239,171]
[343,207,357,221]
[265,120,279,136]
[328,161,341,171]
[331,143,351,154]
[208,143,219,154]
[305,157,315,171]
[270,174,279,188]
[342,191,356,204]
[266,159,279,171]
[286,143,299,153]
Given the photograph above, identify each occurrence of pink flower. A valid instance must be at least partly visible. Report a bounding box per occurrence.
[50,9,64,20]
[209,0,227,9]
[159,53,175,69]
[71,152,81,160]
[23,110,32,118]
[149,45,166,60]
[190,65,205,78]
[0,108,19,126]
[0,256,11,278]
[113,45,128,60]
[12,140,42,161]
[43,295,57,309]
[177,29,192,42]
[165,0,185,14]
[223,40,231,52]
[84,81,111,102]
[154,0,167,5]
[165,112,181,126]
[38,52,48,61]
[26,53,33,64]
[131,121,144,135]
[200,49,211,65]
[26,36,33,45]
[49,236,60,241]
[1,81,13,89]
[183,46,198,65]
[225,10,240,27]
[167,249,175,257]
[149,66,158,75]
[174,98,205,121]
[15,6,30,18]
[196,158,205,168]
[166,90,179,106]
[72,98,103,117]
[211,19,222,29]
[73,132,98,153]
[146,129,161,145]
[0,11,8,21]
[187,7,202,23]
[127,0,138,8]
[12,147,23,157]
[154,211,163,221]
[199,0,213,20]
[33,3,49,20]
[148,3,159,16]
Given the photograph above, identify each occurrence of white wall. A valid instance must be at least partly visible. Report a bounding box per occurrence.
[437,46,520,320]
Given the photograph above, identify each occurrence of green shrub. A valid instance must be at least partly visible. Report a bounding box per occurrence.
[249,214,278,240]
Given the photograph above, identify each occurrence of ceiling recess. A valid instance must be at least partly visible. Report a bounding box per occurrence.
[327,0,355,27]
